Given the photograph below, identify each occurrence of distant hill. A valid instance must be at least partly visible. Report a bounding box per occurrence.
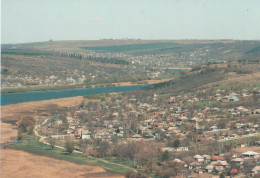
[145,58,260,95]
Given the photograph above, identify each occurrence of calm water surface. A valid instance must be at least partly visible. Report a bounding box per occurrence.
[1,85,149,105]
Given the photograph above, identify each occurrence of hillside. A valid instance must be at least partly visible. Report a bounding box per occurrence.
[146,58,260,95]
[2,40,260,93]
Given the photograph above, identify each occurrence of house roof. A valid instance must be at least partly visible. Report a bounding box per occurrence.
[205,165,214,170]
[232,158,244,162]
[252,166,260,172]
[230,169,239,174]
[211,156,224,161]
[54,118,61,121]
[194,155,204,159]
[243,151,260,156]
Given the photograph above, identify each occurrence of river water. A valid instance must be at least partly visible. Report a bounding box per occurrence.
[1,85,149,105]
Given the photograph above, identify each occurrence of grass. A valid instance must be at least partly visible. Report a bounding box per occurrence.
[103,157,135,168]
[81,43,180,52]
[1,51,54,56]
[8,135,134,175]
[1,84,85,94]
[220,135,260,145]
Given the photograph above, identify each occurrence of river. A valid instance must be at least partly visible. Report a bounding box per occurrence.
[1,85,149,106]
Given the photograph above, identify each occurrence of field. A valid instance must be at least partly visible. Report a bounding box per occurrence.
[1,96,85,122]
[7,135,134,175]
[81,42,180,52]
[0,149,117,178]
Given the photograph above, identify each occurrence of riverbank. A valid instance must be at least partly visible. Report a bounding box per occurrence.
[1,78,173,94]
[1,96,86,122]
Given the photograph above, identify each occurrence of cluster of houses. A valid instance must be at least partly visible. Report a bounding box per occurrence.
[183,151,260,176]
[38,86,260,176]
[43,88,260,142]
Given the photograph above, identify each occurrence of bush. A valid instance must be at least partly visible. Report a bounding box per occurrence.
[65,139,76,154]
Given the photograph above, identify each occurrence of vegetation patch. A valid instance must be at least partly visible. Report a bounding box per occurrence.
[8,135,134,175]
[81,43,180,52]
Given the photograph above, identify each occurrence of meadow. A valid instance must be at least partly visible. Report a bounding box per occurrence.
[81,42,180,52]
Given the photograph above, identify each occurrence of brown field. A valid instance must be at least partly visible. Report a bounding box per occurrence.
[26,39,237,51]
[0,149,123,178]
[232,146,260,155]
[1,97,124,178]
[0,122,17,144]
[1,96,86,122]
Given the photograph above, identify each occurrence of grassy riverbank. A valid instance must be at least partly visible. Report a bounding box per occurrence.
[1,77,175,94]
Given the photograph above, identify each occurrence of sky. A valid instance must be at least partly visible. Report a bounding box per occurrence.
[2,0,260,44]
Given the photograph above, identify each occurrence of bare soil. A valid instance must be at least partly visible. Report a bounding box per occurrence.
[1,96,85,122]
[0,122,17,144]
[0,149,124,178]
[232,146,260,155]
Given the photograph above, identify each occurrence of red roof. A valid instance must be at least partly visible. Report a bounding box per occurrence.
[230,169,239,174]
[154,123,162,126]
[148,116,155,119]
[166,116,171,119]
[74,134,81,137]
[140,139,147,142]
[211,156,224,161]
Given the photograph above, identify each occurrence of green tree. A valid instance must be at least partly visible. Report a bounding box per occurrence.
[17,128,24,141]
[65,139,75,154]
[161,150,170,162]
[48,137,56,150]
[173,140,180,148]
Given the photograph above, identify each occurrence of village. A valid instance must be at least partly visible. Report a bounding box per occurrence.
[36,85,260,177]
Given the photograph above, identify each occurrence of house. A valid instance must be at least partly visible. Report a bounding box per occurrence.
[194,155,204,162]
[189,162,203,171]
[210,126,219,131]
[132,134,142,139]
[176,147,189,152]
[205,165,214,173]
[230,169,239,175]
[202,154,211,163]
[53,118,62,126]
[211,156,224,161]
[231,158,244,165]
[161,147,175,152]
[242,151,260,158]
[251,166,260,176]
[81,129,91,139]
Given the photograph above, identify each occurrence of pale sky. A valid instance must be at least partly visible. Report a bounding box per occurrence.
[2,0,260,44]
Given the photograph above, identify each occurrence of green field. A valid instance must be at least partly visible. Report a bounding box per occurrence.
[8,135,134,175]
[81,42,180,52]
[1,51,54,56]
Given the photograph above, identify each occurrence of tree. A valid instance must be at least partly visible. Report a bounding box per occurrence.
[17,128,24,141]
[97,141,110,157]
[65,139,75,154]
[161,150,170,162]
[48,137,56,150]
[220,173,225,178]
[173,140,180,148]
[18,116,35,134]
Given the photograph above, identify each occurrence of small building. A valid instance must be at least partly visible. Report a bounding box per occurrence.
[242,151,260,158]
[252,166,260,176]
[194,155,204,162]
[53,118,63,126]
